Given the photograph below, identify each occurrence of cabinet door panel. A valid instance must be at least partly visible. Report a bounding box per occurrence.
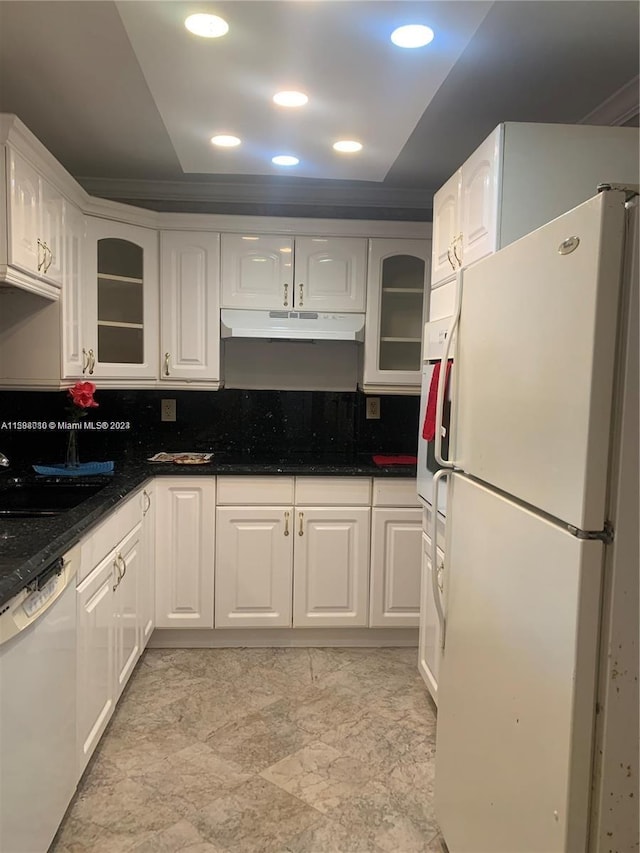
[370,508,422,627]
[39,177,64,285]
[431,171,460,287]
[215,507,293,627]
[8,150,40,276]
[460,126,500,269]
[140,485,155,647]
[76,554,116,774]
[160,231,220,381]
[62,203,86,378]
[294,237,366,312]
[293,507,370,627]
[113,523,142,698]
[418,533,444,704]
[221,234,292,309]
[155,479,215,628]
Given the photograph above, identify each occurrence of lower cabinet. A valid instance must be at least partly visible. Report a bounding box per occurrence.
[418,531,444,705]
[369,507,422,627]
[76,508,144,775]
[215,506,293,627]
[140,483,155,645]
[155,477,215,628]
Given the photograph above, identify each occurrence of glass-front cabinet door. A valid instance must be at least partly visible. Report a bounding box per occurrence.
[84,218,158,379]
[363,238,430,393]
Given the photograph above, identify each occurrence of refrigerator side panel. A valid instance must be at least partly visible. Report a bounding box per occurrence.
[452,191,626,531]
[589,200,639,852]
[436,475,603,853]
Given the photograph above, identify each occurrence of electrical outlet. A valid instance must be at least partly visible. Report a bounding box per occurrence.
[161,399,176,422]
[366,397,381,419]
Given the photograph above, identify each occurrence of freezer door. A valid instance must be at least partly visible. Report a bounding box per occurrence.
[452,190,626,530]
[435,474,603,853]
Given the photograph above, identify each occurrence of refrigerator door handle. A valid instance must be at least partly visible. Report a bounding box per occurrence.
[431,468,450,649]
[435,270,462,468]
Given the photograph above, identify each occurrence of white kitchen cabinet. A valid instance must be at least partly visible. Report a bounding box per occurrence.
[418,531,444,705]
[113,522,142,699]
[140,484,155,646]
[155,478,215,628]
[4,147,64,297]
[215,506,293,627]
[160,231,220,383]
[431,122,639,287]
[369,507,422,627]
[221,233,367,312]
[293,506,370,627]
[83,217,159,379]
[363,238,429,393]
[61,201,86,378]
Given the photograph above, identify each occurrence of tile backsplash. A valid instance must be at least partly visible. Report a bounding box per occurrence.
[0,389,420,467]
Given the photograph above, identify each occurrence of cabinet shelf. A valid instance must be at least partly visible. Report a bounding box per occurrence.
[380,336,421,343]
[381,287,423,294]
[97,273,143,285]
[97,320,144,330]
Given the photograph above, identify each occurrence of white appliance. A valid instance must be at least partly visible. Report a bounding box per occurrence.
[0,545,79,853]
[220,308,366,341]
[429,187,638,852]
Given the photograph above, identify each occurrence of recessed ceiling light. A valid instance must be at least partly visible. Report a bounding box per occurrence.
[272,155,299,166]
[390,24,434,48]
[211,135,241,147]
[273,91,308,108]
[185,14,229,38]
[333,140,363,153]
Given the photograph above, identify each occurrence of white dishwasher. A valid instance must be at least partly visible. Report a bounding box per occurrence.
[0,544,79,853]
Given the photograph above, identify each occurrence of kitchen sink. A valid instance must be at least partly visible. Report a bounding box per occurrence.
[0,478,109,518]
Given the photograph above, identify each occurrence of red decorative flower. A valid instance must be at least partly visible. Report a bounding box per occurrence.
[67,382,99,414]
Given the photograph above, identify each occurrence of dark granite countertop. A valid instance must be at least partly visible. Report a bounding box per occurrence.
[0,454,417,608]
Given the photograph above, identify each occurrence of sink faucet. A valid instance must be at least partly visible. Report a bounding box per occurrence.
[0,452,9,468]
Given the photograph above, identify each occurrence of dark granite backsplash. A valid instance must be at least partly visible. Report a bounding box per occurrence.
[0,389,420,467]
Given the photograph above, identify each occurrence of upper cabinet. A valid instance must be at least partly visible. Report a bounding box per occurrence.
[3,148,65,298]
[431,122,640,288]
[83,217,159,379]
[363,238,430,394]
[220,233,367,312]
[160,231,220,385]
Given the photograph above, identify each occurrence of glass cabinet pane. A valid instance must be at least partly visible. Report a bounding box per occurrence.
[378,254,425,372]
[96,238,144,364]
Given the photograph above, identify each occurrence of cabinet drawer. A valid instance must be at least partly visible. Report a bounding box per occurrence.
[294,477,371,506]
[78,487,145,582]
[216,476,294,505]
[372,478,420,507]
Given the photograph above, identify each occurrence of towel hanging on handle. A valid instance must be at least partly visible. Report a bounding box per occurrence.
[422,360,453,441]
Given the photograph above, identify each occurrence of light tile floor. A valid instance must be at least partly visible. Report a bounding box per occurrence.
[51,647,445,853]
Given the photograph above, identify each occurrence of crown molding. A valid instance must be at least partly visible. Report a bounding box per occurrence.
[580,76,639,127]
[77,176,434,213]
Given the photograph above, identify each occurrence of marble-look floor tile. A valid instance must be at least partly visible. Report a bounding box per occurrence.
[282,815,387,853]
[191,776,320,853]
[128,818,225,852]
[328,776,441,853]
[130,742,253,815]
[52,813,155,852]
[260,740,378,814]
[93,724,198,775]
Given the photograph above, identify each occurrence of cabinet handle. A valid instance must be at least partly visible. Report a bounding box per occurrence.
[143,489,151,516]
[164,353,170,376]
[43,243,53,273]
[437,559,444,593]
[452,234,462,267]
[82,348,89,374]
[446,247,455,271]
[118,553,127,583]
[37,239,45,272]
[284,511,290,536]
[112,556,121,591]
[283,283,289,308]
[88,349,95,375]
[298,511,304,536]
[298,282,304,307]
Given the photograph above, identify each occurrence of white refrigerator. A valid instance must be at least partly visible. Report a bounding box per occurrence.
[430,188,638,853]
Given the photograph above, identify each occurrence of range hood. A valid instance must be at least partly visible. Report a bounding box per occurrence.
[220,309,365,342]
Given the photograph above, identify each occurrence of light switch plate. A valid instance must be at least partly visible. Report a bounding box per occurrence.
[161,399,176,422]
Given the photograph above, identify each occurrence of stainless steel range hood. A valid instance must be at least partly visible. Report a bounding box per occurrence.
[220,309,365,342]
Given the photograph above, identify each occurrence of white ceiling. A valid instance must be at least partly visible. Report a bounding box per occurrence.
[0,1,638,219]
